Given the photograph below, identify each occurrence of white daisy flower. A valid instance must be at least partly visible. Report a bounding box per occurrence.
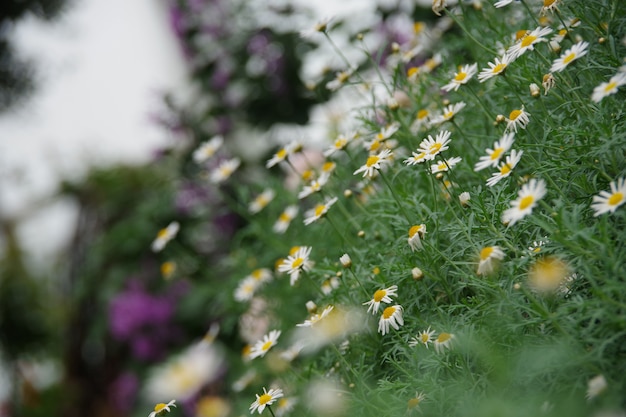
[408,327,436,348]
[442,63,478,92]
[363,285,398,314]
[550,41,589,72]
[303,197,338,225]
[591,177,626,216]
[434,332,455,353]
[249,330,281,359]
[209,158,241,183]
[505,106,531,133]
[148,400,176,417]
[477,246,505,275]
[417,130,452,161]
[249,189,276,214]
[478,54,513,82]
[430,156,462,174]
[151,221,180,252]
[192,135,223,164]
[591,72,626,103]
[353,149,393,178]
[474,132,515,171]
[486,149,523,187]
[250,387,284,414]
[408,224,427,251]
[502,178,547,226]
[507,27,553,60]
[429,101,466,125]
[378,305,404,335]
[278,246,313,286]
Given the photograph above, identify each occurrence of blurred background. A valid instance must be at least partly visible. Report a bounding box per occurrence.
[0,0,435,416]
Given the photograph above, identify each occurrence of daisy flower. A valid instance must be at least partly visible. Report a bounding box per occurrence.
[363,285,398,314]
[477,246,505,275]
[249,268,273,284]
[266,141,300,168]
[297,305,334,327]
[542,73,556,94]
[298,176,329,199]
[321,276,340,295]
[507,27,553,60]
[429,101,466,126]
[420,53,442,73]
[303,197,338,225]
[486,149,523,187]
[442,63,478,92]
[407,392,426,412]
[326,68,354,91]
[151,221,180,252]
[541,0,560,14]
[528,256,570,294]
[591,72,626,103]
[353,149,393,178]
[160,261,176,280]
[434,332,455,353]
[192,135,223,164]
[374,122,401,141]
[404,150,428,165]
[408,224,427,251]
[249,189,276,214]
[591,177,626,216]
[148,400,176,417]
[417,130,452,160]
[550,41,589,72]
[474,132,515,171]
[250,387,284,414]
[502,178,547,226]
[494,0,517,7]
[209,157,240,183]
[529,239,547,254]
[273,205,299,234]
[339,253,352,268]
[275,397,298,417]
[249,330,281,359]
[586,375,608,400]
[378,305,404,335]
[278,246,313,286]
[459,191,471,206]
[408,327,436,348]
[505,106,530,133]
[300,16,333,38]
[478,54,512,82]
[324,133,351,157]
[411,109,431,132]
[234,277,258,302]
[430,156,462,174]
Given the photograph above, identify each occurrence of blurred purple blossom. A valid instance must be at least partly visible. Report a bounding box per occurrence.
[108,371,139,414]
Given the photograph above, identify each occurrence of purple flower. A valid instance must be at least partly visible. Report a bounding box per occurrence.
[109,371,139,414]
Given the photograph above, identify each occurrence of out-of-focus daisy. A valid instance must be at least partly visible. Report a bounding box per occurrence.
[407,392,426,412]
[234,277,258,302]
[151,221,180,252]
[542,73,556,94]
[297,305,334,327]
[494,0,517,7]
[326,68,355,91]
[502,178,547,226]
[409,327,436,348]
[477,246,505,275]
[324,133,352,157]
[550,41,589,72]
[421,53,442,73]
[273,205,299,234]
[529,239,547,254]
[591,72,626,102]
[248,268,272,285]
[430,156,462,174]
[374,123,401,142]
[148,400,176,417]
[528,256,570,294]
[266,141,300,168]
[442,63,478,92]
[378,305,404,335]
[363,285,398,314]
[486,149,523,187]
[249,387,284,414]
[586,375,607,400]
[434,332,455,353]
[192,136,223,164]
[418,130,452,161]
[408,224,427,251]
[249,189,276,214]
[411,109,431,132]
[303,197,338,225]
[339,253,352,268]
[300,16,333,38]
[275,397,298,417]
[507,27,553,60]
[278,246,313,286]
[209,158,240,183]
[321,276,340,295]
[432,0,447,15]
[505,106,530,133]
[160,261,176,280]
[474,132,515,171]
[478,54,512,82]
[249,330,281,359]
[353,149,393,178]
[591,177,626,216]
[430,101,466,125]
[298,176,329,199]
[404,150,428,166]
[541,0,560,14]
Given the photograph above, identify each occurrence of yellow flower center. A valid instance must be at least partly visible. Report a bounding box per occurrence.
[492,63,506,74]
[509,109,522,120]
[373,266,381,275]
[373,289,387,302]
[500,163,512,175]
[544,0,556,6]
[407,398,421,409]
[289,246,300,256]
[276,148,287,159]
[437,162,446,171]
[338,71,350,82]
[407,67,419,78]
[323,162,336,172]
[258,394,273,405]
[429,143,442,154]
[314,204,326,217]
[261,341,273,351]
[417,109,429,120]
[252,269,263,279]
[382,306,396,319]
[292,257,304,268]
[157,228,168,239]
[161,262,176,277]
[515,30,529,40]
[334,138,347,149]
[444,111,454,119]
[490,147,504,160]
[408,225,422,237]
[219,166,232,176]
[437,333,452,343]
[454,72,467,82]
[480,247,494,260]
[562,52,577,65]
[279,212,291,222]
[521,35,537,48]
[519,195,535,210]
[414,22,425,33]
[366,155,380,167]
[558,28,567,36]
[603,81,617,93]
[420,333,430,343]
[608,192,624,206]
[154,403,167,412]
